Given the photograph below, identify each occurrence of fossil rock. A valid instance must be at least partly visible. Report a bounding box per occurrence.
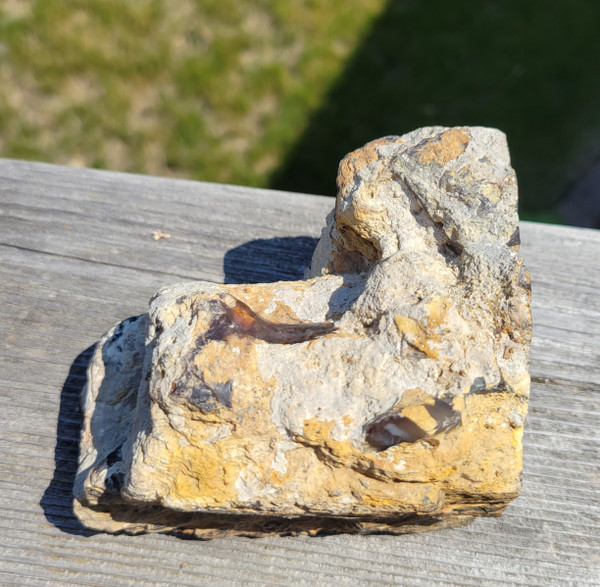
[74,127,531,538]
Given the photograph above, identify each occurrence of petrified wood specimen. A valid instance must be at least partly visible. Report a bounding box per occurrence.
[74,127,531,538]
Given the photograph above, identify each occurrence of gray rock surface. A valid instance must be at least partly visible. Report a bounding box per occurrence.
[74,126,532,538]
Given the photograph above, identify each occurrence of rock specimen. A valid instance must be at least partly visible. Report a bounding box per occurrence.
[74,126,531,538]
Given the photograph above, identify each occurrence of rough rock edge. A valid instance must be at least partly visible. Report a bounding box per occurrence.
[74,126,531,537]
[73,314,509,537]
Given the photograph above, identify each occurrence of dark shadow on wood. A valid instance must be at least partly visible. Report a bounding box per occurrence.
[40,345,98,536]
[270,0,600,221]
[224,236,319,284]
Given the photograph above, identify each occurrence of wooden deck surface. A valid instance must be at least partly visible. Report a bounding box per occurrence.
[0,158,599,586]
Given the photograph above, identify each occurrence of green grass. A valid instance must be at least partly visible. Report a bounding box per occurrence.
[271,0,600,222]
[0,0,385,183]
[1,0,599,222]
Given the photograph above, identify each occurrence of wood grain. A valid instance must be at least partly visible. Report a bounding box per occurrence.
[0,159,598,586]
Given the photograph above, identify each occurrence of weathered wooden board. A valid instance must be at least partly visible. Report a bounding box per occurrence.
[0,158,598,586]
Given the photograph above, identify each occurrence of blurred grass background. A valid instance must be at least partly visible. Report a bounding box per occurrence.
[1,0,599,223]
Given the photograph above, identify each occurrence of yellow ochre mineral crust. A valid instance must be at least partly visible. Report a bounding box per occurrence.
[74,126,531,537]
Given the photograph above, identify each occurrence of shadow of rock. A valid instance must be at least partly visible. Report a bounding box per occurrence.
[224,236,319,284]
[40,344,98,536]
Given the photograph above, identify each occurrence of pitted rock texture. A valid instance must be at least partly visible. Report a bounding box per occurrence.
[74,126,531,538]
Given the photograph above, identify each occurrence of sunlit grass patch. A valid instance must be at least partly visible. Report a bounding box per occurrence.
[0,0,386,185]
